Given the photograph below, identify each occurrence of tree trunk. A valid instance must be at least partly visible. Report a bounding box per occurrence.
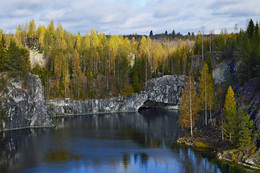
[145,56,147,89]
[221,110,224,140]
[189,76,193,138]
[230,129,231,141]
[117,57,119,83]
[202,34,204,59]
[77,82,79,98]
[64,82,66,98]
[205,73,207,126]
[210,104,212,121]
[210,35,211,53]
[171,58,173,74]
[108,51,111,73]
[113,58,115,77]
[162,58,165,75]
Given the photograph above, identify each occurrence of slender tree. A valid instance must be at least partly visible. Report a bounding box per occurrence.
[199,63,213,125]
[72,49,81,76]
[201,27,204,59]
[178,75,200,137]
[223,86,237,142]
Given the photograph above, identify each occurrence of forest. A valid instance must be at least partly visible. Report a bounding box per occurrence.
[0,19,258,100]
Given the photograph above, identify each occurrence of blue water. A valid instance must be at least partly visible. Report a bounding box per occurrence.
[0,110,254,173]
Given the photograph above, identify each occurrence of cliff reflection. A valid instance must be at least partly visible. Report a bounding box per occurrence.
[0,110,250,173]
[54,109,182,146]
[0,128,52,172]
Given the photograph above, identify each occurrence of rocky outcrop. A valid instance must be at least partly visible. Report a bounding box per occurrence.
[212,59,259,138]
[212,59,233,84]
[48,93,148,116]
[47,75,185,117]
[217,148,260,169]
[235,77,260,136]
[29,50,45,68]
[1,73,52,131]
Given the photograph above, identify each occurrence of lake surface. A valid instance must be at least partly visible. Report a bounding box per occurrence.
[0,110,255,173]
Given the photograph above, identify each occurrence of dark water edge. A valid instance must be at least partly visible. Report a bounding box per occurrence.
[0,110,257,173]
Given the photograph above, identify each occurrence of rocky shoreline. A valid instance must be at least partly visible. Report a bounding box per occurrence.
[177,136,260,170]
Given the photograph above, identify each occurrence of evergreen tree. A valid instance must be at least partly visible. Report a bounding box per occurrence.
[149,30,153,37]
[178,75,200,137]
[252,22,260,78]
[237,107,253,146]
[206,55,213,74]
[6,40,23,77]
[247,19,254,39]
[172,30,175,39]
[131,59,140,93]
[118,51,129,91]
[0,35,6,71]
[223,86,237,142]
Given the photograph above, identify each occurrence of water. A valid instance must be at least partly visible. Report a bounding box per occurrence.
[0,110,255,173]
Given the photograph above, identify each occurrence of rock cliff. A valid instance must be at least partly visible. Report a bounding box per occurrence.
[47,75,185,117]
[0,73,52,131]
[235,78,260,135]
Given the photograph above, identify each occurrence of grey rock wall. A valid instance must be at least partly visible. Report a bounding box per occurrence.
[2,73,52,130]
[47,75,185,117]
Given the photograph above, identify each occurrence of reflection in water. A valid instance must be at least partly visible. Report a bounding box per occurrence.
[44,151,82,163]
[122,153,130,169]
[0,110,255,173]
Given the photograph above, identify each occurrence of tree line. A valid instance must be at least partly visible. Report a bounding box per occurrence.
[178,19,259,149]
[0,19,195,99]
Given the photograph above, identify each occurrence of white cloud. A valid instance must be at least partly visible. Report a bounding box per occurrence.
[9,9,33,17]
[0,0,259,35]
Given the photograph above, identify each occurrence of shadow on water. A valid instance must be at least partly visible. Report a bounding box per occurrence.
[0,110,257,173]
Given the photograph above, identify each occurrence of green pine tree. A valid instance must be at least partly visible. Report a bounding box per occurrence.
[0,36,6,71]
[237,107,253,147]
[223,86,237,142]
[6,40,23,77]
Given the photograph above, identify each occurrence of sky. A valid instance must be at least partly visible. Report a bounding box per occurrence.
[0,0,259,35]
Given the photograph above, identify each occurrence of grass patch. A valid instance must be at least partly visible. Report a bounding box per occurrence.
[193,140,212,149]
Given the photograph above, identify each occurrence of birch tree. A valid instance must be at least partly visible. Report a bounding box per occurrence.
[199,63,214,125]
[178,75,200,137]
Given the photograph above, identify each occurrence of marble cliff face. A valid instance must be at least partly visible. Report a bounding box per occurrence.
[47,75,186,116]
[1,73,52,130]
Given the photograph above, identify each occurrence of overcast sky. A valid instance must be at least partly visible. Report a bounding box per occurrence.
[0,0,259,35]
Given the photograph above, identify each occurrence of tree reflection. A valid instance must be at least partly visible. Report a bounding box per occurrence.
[176,145,224,173]
[122,153,130,169]
[133,152,149,169]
